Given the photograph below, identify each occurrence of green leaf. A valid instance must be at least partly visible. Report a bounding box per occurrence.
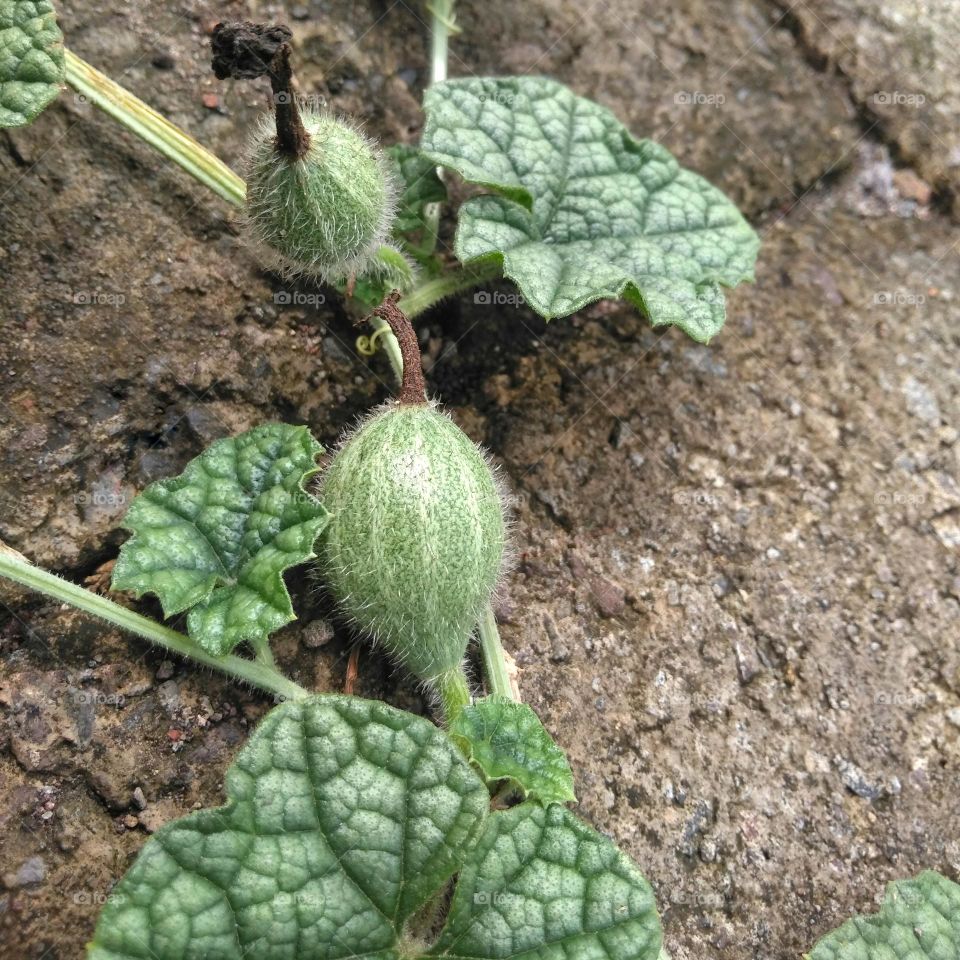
[111,423,328,656]
[450,695,576,804]
[387,143,447,237]
[88,696,491,960]
[807,871,960,960]
[431,802,661,960]
[0,0,64,127]
[88,696,664,960]
[421,77,760,342]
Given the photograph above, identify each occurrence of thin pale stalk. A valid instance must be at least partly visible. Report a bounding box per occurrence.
[0,550,308,703]
[422,0,457,252]
[368,261,502,374]
[478,604,518,700]
[429,0,456,85]
[64,49,246,208]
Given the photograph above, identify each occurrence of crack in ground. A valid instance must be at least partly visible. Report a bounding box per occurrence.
[767,0,955,215]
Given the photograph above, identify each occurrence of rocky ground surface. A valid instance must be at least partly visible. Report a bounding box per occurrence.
[1,1,958,958]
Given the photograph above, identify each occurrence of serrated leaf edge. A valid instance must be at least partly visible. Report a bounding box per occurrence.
[111,424,327,651]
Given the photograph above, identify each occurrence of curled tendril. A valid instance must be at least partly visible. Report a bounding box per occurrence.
[356,328,386,357]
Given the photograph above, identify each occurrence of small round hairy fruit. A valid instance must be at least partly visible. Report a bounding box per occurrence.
[245,107,395,280]
[321,403,506,686]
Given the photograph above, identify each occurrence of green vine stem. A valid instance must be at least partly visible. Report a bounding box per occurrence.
[427,0,457,86]
[64,50,246,208]
[422,0,458,254]
[399,259,502,318]
[435,665,471,722]
[0,547,308,703]
[478,604,518,700]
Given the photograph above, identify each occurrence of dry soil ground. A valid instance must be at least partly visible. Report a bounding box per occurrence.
[1,1,958,958]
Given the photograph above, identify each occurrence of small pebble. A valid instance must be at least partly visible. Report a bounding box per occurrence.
[132,787,148,810]
[5,857,46,888]
[591,576,625,618]
[699,838,719,863]
[302,620,335,649]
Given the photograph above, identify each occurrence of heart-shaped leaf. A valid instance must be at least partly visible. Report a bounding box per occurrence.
[807,871,960,960]
[89,696,663,960]
[430,801,660,960]
[450,695,576,804]
[88,696,490,960]
[0,0,64,127]
[111,423,328,656]
[421,77,760,342]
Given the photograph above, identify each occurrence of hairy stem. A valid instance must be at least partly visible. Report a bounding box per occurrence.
[0,549,308,703]
[370,293,426,404]
[65,50,246,207]
[399,259,502,318]
[268,43,310,160]
[435,666,471,723]
[209,22,309,160]
[365,261,502,378]
[250,635,278,669]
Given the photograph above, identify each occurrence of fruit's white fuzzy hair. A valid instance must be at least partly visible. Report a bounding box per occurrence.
[314,399,517,692]
[242,102,400,284]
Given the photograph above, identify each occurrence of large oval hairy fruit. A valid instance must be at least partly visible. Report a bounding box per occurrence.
[321,404,506,684]
[245,108,394,279]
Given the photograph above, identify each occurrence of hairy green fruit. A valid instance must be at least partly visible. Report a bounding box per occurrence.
[321,403,506,686]
[245,107,394,280]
